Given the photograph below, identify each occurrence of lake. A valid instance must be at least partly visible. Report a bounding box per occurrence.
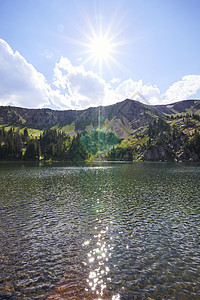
[0,162,200,299]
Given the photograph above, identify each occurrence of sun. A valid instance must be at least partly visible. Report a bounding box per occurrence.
[82,29,119,76]
[69,15,128,76]
[88,35,114,63]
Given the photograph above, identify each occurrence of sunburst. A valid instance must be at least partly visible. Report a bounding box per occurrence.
[55,7,130,77]
[84,29,117,75]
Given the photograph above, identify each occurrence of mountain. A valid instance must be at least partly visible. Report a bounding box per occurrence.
[1,99,200,162]
[1,99,200,138]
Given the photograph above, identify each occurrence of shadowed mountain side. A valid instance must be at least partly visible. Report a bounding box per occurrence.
[0,99,200,138]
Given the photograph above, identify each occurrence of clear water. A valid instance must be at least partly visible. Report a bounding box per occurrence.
[0,162,199,299]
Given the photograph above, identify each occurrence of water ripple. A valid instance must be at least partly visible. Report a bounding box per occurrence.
[0,162,200,299]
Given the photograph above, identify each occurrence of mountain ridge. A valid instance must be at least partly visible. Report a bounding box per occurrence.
[1,99,200,162]
[1,99,200,138]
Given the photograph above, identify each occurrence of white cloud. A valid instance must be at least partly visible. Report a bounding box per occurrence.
[52,57,163,108]
[114,79,161,105]
[52,57,108,108]
[0,38,50,108]
[110,78,121,85]
[52,67,200,108]
[1,38,200,110]
[164,75,200,103]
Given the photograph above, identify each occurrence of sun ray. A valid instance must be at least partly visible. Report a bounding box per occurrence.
[54,2,134,78]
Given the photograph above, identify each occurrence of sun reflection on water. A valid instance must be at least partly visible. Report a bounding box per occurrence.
[47,166,122,299]
[83,222,110,297]
[82,196,119,299]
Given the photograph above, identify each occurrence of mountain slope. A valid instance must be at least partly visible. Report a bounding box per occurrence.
[1,99,200,138]
[1,99,200,162]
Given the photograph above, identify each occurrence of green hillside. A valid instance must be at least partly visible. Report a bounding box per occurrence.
[1,99,200,162]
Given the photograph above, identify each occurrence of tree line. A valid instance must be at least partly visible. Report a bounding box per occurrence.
[0,128,87,161]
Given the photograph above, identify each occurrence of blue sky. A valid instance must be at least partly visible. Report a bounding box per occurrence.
[0,0,200,109]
